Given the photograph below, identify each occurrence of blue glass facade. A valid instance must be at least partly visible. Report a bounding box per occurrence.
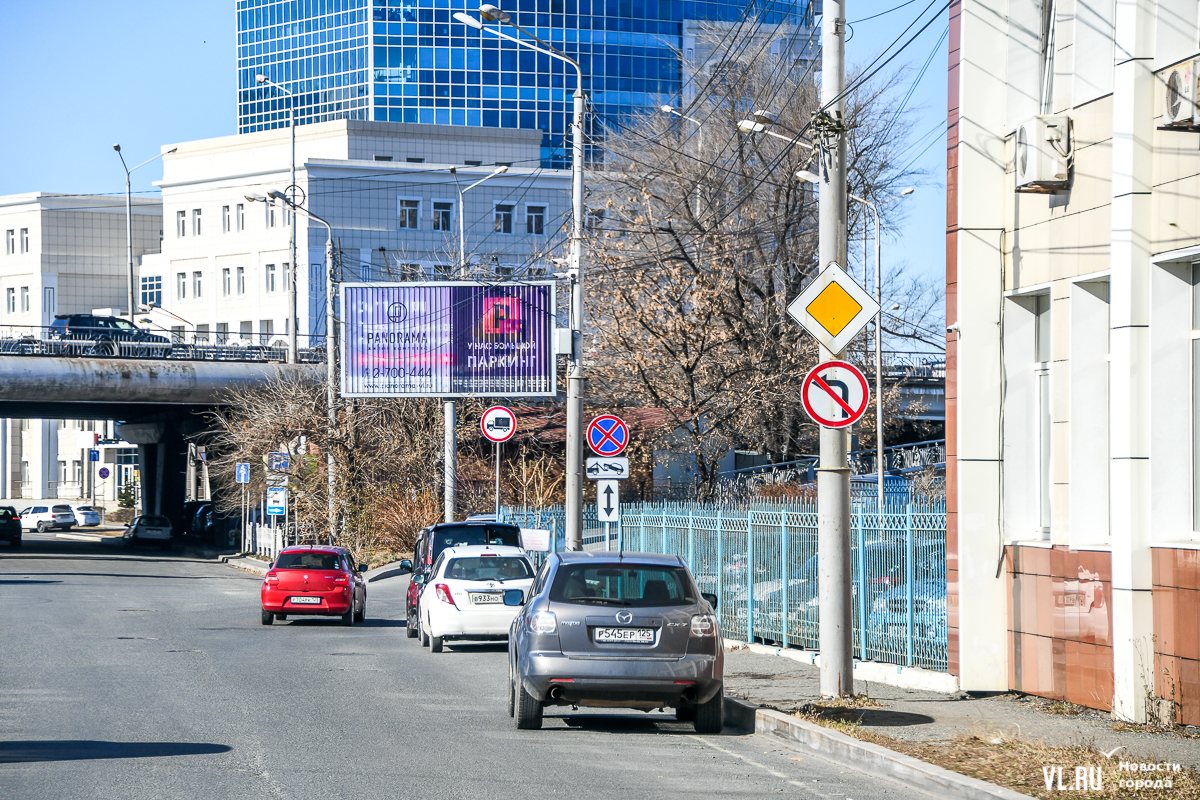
[238,0,809,164]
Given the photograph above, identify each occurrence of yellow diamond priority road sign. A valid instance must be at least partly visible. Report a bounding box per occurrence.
[787,262,880,355]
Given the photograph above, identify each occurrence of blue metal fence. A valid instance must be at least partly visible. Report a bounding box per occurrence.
[500,497,947,671]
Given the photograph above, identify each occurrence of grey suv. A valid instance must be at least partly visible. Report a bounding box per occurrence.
[507,551,724,733]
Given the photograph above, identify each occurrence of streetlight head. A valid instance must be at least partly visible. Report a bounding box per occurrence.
[752,110,778,126]
[494,165,509,174]
[736,119,765,134]
[453,11,485,28]
[795,170,821,184]
[268,190,287,201]
[900,187,915,196]
[660,105,673,114]
[112,143,121,152]
[478,4,511,23]
[244,194,266,203]
[255,74,268,84]
[166,147,178,155]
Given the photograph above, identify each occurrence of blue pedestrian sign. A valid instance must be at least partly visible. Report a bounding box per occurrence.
[88,449,100,462]
[587,415,629,457]
[235,462,250,484]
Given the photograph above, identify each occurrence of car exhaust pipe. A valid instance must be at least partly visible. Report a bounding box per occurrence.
[548,686,564,701]
[680,687,697,703]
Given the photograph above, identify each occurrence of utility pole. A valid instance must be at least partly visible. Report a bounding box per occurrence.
[816,0,854,698]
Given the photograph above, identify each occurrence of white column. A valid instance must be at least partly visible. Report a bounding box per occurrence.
[1107,0,1155,723]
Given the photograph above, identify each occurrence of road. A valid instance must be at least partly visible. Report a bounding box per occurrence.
[1,536,929,799]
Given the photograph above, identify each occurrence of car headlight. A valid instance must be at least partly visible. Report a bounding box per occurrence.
[528,611,557,634]
[690,614,718,637]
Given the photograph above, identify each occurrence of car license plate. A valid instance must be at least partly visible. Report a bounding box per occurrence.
[290,596,321,605]
[593,627,655,644]
[470,593,502,605]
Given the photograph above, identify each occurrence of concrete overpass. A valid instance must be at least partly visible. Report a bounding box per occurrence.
[0,356,320,528]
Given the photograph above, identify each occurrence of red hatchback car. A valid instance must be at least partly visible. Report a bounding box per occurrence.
[261,546,367,626]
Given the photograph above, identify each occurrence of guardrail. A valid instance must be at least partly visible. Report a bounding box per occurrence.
[500,497,948,672]
[0,324,327,363]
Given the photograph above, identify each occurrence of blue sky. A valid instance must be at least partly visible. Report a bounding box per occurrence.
[0,1,946,284]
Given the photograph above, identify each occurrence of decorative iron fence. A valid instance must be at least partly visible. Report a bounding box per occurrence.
[500,497,948,672]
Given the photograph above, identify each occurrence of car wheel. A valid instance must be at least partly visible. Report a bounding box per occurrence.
[341,608,354,627]
[261,610,274,625]
[508,662,516,718]
[354,595,366,623]
[276,614,287,620]
[36,522,46,533]
[405,608,419,639]
[515,671,544,730]
[430,635,443,653]
[675,706,695,722]
[691,684,725,734]
[61,525,72,532]
[421,618,430,648]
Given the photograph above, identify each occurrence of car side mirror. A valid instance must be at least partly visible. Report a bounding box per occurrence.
[411,574,425,586]
[399,559,413,574]
[357,564,368,573]
[702,592,719,610]
[503,589,525,606]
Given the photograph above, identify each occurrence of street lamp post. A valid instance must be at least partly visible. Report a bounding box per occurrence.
[255,74,299,365]
[441,163,510,524]
[456,5,588,549]
[113,144,177,326]
[247,192,337,542]
[660,105,704,218]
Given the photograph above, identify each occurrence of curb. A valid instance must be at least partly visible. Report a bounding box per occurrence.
[724,638,960,694]
[724,696,1034,800]
[221,555,270,576]
[56,532,122,543]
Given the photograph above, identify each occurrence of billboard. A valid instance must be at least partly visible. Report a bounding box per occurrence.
[340,281,557,398]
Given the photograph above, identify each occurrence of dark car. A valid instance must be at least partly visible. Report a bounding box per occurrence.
[179,501,213,539]
[405,521,522,640]
[507,551,724,733]
[0,506,21,547]
[48,314,171,357]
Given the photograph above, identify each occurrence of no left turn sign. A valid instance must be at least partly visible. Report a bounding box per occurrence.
[802,361,870,429]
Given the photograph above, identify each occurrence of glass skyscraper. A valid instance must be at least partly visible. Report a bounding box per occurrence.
[237,0,810,165]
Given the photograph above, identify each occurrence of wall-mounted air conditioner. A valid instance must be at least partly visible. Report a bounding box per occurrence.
[1014,115,1072,191]
[1164,61,1200,125]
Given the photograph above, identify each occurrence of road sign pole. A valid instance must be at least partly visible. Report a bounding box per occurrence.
[494,440,501,515]
[444,400,456,523]
[817,0,855,699]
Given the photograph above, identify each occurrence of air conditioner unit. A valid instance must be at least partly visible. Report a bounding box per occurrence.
[1014,115,1072,191]
[1164,61,1199,125]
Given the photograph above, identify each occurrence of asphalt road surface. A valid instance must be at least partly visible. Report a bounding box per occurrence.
[1,536,931,799]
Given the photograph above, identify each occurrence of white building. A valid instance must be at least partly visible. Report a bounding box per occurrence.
[143,119,572,346]
[0,194,161,505]
[950,0,1200,723]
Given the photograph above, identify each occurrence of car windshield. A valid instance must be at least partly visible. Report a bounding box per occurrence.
[445,556,531,582]
[275,551,342,570]
[549,564,697,608]
[52,506,72,513]
[138,516,170,526]
[431,524,520,552]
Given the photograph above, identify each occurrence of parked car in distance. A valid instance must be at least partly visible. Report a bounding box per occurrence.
[508,551,724,733]
[70,504,101,526]
[123,515,173,548]
[261,546,367,626]
[0,506,21,546]
[20,505,74,533]
[865,579,947,644]
[417,545,535,653]
[47,314,171,357]
[407,521,523,640]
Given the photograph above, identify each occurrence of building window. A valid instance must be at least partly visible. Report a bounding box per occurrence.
[399,199,420,229]
[259,319,274,345]
[140,276,162,307]
[526,205,546,235]
[464,160,483,167]
[4,230,13,255]
[58,460,67,484]
[177,210,186,237]
[494,204,514,234]
[19,228,28,253]
[222,205,231,233]
[239,321,252,342]
[216,322,229,344]
[265,264,276,293]
[72,460,82,485]
[5,289,14,314]
[222,268,231,297]
[266,203,276,228]
[1034,293,1051,538]
[196,323,210,343]
[433,201,453,232]
[170,325,185,343]
[193,271,203,300]
[192,209,202,236]
[236,266,245,295]
[373,155,393,161]
[176,272,187,300]
[20,287,29,313]
[236,203,245,231]
[406,157,425,163]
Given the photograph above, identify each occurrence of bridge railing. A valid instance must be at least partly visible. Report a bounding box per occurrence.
[0,323,328,363]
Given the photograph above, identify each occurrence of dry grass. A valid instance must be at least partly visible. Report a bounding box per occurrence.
[794,709,1199,799]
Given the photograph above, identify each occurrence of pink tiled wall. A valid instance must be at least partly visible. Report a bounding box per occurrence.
[1154,548,1200,725]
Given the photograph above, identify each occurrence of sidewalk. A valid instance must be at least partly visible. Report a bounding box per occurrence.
[724,646,1200,797]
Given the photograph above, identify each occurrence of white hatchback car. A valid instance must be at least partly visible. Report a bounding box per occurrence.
[20,505,75,533]
[419,545,535,653]
[71,504,102,526]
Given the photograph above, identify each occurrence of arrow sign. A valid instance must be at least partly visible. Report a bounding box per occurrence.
[801,360,870,428]
[235,463,250,484]
[597,479,619,523]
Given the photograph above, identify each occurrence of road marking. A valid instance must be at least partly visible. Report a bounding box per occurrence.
[687,735,841,797]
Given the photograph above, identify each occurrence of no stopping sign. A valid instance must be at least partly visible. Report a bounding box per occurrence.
[802,361,870,429]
